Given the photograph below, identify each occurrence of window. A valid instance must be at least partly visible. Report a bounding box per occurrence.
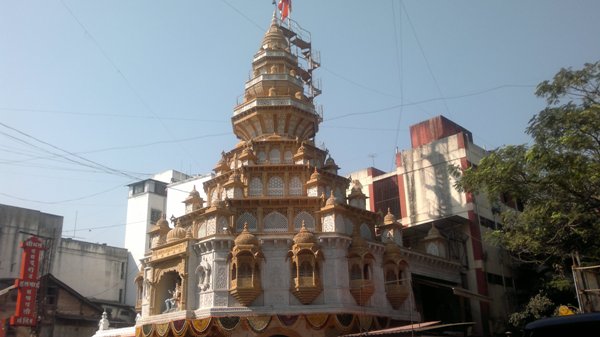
[120,262,125,279]
[257,151,266,164]
[293,211,315,231]
[236,212,257,232]
[385,270,397,283]
[299,261,312,277]
[289,176,302,196]
[248,177,263,196]
[198,221,207,237]
[269,148,281,164]
[132,183,145,196]
[263,211,288,232]
[119,289,123,302]
[267,176,284,196]
[46,286,58,305]
[284,150,293,164]
[239,263,252,279]
[150,209,161,225]
[486,272,504,286]
[154,182,167,196]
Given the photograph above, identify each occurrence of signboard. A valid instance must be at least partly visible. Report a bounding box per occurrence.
[9,237,45,327]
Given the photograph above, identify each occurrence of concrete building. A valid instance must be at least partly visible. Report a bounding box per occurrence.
[0,205,135,336]
[349,115,516,335]
[123,171,211,308]
[123,170,190,307]
[52,238,130,304]
[0,204,63,281]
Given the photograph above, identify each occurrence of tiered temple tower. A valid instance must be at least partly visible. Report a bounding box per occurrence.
[133,13,463,337]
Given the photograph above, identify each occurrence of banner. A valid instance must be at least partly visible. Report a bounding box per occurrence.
[10,237,44,327]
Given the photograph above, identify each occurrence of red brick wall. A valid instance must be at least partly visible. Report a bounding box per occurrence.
[409,115,473,149]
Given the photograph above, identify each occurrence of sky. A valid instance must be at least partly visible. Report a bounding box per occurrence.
[1,0,599,248]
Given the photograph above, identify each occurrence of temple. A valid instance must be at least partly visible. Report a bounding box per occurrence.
[95,11,505,337]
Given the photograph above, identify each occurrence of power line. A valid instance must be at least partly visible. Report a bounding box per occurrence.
[58,0,202,170]
[401,1,451,117]
[323,84,535,122]
[220,0,265,32]
[0,122,143,180]
[391,0,405,171]
[0,107,228,124]
[0,131,231,167]
[0,183,124,205]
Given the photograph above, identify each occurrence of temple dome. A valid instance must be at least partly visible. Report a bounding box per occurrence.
[293,222,316,244]
[261,15,289,51]
[166,220,186,242]
[184,185,201,203]
[156,213,170,230]
[383,208,397,225]
[310,167,321,180]
[325,190,337,206]
[235,223,259,246]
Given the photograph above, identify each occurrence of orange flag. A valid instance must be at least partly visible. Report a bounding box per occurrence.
[278,0,292,22]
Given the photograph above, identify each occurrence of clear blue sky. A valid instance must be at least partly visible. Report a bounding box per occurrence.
[1,0,599,247]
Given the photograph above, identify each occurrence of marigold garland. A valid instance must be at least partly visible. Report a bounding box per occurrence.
[171,319,188,336]
[306,314,329,329]
[155,322,170,337]
[190,317,212,334]
[141,324,154,337]
[246,315,272,333]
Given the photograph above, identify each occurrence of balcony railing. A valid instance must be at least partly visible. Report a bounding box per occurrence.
[245,74,304,89]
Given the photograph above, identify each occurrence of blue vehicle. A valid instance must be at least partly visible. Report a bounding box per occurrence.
[523,312,600,337]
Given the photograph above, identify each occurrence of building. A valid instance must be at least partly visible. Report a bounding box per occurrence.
[0,205,135,336]
[0,204,63,281]
[90,13,502,337]
[349,115,516,335]
[124,171,211,308]
[124,170,192,272]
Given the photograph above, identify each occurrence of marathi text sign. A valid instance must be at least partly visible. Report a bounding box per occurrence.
[10,237,44,327]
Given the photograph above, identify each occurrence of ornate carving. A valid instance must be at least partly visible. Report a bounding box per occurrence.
[322,215,334,232]
[216,266,227,290]
[214,292,228,307]
[196,259,212,291]
[151,242,188,262]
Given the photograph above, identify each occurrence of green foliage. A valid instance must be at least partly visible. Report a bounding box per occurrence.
[508,293,555,329]
[455,61,600,328]
[455,61,600,266]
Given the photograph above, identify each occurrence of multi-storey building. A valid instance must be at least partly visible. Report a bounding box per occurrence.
[124,171,211,308]
[0,204,136,337]
[350,115,516,335]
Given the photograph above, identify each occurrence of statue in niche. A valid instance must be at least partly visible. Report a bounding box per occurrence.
[198,259,212,291]
[164,283,181,312]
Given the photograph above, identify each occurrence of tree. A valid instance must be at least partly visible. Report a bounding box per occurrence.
[453,61,600,321]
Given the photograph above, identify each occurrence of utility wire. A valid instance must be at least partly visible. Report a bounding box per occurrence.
[0,184,124,205]
[0,122,143,180]
[0,132,231,167]
[59,0,202,170]
[0,107,228,123]
[323,84,535,122]
[391,0,405,171]
[401,1,451,117]
[220,0,265,32]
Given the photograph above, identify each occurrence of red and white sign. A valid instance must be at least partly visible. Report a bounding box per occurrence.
[9,237,44,327]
